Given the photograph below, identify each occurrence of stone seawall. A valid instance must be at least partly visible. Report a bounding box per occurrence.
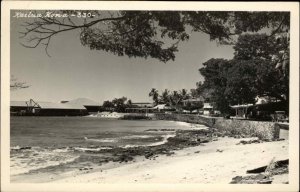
[154,113,216,127]
[154,113,282,140]
[214,119,280,140]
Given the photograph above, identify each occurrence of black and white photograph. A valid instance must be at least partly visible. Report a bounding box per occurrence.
[1,1,299,192]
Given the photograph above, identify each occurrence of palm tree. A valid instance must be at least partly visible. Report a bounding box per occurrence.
[126,99,132,107]
[180,89,190,100]
[169,91,182,111]
[149,88,159,105]
[159,89,170,105]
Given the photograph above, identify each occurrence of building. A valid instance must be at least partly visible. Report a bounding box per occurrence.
[182,97,204,107]
[230,97,288,120]
[131,102,153,108]
[35,101,88,116]
[10,101,32,116]
[125,102,154,113]
[230,104,253,119]
[152,104,173,112]
[203,102,214,115]
[10,99,88,116]
[64,98,101,113]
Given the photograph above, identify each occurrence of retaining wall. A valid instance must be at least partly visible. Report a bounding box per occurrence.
[154,113,216,127]
[214,119,280,140]
[154,113,282,140]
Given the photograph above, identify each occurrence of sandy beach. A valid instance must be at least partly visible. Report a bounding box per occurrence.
[56,137,289,184]
[12,133,288,184]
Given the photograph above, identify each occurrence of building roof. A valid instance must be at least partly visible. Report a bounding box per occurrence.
[66,98,101,106]
[230,104,254,109]
[10,101,28,107]
[182,98,204,102]
[37,102,86,110]
[11,100,87,110]
[203,103,213,109]
[153,104,172,110]
[131,102,153,108]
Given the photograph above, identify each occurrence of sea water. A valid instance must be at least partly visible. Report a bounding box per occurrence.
[10,116,203,177]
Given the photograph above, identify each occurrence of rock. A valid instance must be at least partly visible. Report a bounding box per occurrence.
[200,139,210,143]
[230,176,243,184]
[216,149,223,153]
[20,146,32,150]
[145,152,154,159]
[255,174,267,180]
[234,135,241,139]
[230,174,271,184]
[79,167,89,171]
[246,166,267,174]
[258,179,273,184]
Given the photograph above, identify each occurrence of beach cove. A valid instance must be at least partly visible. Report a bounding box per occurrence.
[52,136,288,184]
[10,116,289,184]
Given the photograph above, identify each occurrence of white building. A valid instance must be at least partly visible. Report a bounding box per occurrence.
[203,102,213,115]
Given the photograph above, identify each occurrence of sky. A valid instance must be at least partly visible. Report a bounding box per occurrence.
[10,11,234,104]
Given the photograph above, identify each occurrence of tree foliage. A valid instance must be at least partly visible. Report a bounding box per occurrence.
[198,33,289,114]
[102,96,129,112]
[19,10,289,62]
[112,97,128,112]
[149,88,195,111]
[149,88,159,105]
[198,59,232,113]
[159,89,170,105]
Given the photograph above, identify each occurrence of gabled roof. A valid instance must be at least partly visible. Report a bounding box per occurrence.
[66,98,100,106]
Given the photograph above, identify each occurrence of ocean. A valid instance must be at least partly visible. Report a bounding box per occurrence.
[10,116,201,177]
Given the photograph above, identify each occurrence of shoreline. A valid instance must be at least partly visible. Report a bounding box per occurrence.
[53,137,288,184]
[11,132,289,183]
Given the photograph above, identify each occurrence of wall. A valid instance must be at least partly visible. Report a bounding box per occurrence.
[214,118,280,140]
[154,113,282,140]
[154,113,216,127]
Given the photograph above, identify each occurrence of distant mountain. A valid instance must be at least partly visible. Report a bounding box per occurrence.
[66,98,101,106]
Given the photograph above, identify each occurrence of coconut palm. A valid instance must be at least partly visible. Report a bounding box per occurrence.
[169,91,182,111]
[159,89,170,105]
[149,88,159,105]
[180,89,190,100]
